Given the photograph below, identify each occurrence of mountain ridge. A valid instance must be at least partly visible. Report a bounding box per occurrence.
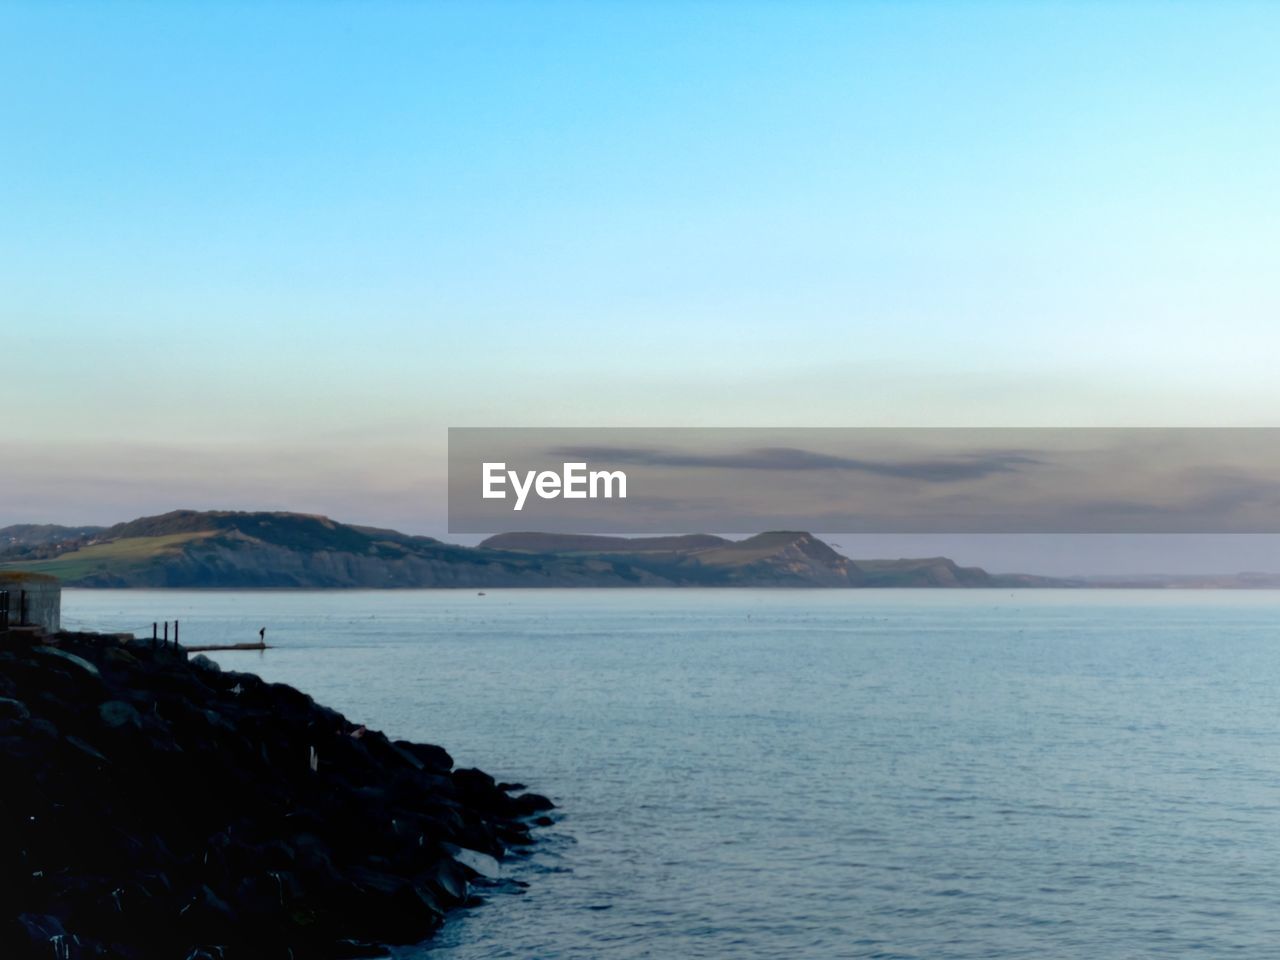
[0,510,1071,589]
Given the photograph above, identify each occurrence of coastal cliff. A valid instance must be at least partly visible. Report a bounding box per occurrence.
[0,631,553,959]
[0,511,1070,589]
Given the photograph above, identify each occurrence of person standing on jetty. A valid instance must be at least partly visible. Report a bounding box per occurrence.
[258,626,266,646]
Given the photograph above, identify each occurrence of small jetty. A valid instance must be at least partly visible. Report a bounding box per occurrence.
[183,640,271,653]
[142,620,269,653]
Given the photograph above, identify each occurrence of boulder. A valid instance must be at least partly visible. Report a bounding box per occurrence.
[189,654,221,673]
[32,645,102,679]
[0,696,31,721]
[99,700,143,731]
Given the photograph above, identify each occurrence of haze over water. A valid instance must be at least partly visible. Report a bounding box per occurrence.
[65,589,1280,959]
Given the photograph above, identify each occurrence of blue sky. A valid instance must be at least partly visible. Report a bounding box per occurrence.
[2,1,1279,557]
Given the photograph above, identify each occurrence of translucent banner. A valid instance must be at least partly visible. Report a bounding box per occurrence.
[448,428,1280,534]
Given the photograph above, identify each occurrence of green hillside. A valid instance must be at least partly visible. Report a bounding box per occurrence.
[0,510,1069,589]
[4,532,217,582]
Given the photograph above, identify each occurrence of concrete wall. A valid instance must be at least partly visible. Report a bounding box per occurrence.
[0,572,61,632]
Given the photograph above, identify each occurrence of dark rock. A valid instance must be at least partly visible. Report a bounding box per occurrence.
[453,767,496,793]
[99,699,143,730]
[63,734,110,764]
[389,742,425,771]
[32,645,103,679]
[421,858,471,906]
[512,792,556,815]
[10,913,67,952]
[201,707,236,732]
[450,768,508,813]
[393,740,453,773]
[332,938,395,958]
[345,867,443,943]
[189,654,221,673]
[101,646,140,669]
[498,825,534,846]
[28,717,59,740]
[183,883,237,934]
[0,632,553,959]
[0,696,30,721]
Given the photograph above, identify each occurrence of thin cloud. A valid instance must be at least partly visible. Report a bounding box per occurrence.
[547,445,1043,483]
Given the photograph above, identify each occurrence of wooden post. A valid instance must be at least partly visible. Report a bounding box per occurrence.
[163,621,169,647]
[152,622,158,649]
[174,619,180,647]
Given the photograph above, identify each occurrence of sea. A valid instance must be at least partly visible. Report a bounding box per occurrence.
[62,588,1280,959]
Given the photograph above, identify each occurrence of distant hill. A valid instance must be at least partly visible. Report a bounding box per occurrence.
[0,511,608,589]
[854,556,1059,588]
[1077,572,1280,589]
[0,510,1069,589]
[0,523,107,547]
[479,533,732,554]
[484,530,1065,588]
[0,523,108,564]
[479,530,864,586]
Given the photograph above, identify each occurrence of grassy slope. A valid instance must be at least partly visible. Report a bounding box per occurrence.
[0,531,216,581]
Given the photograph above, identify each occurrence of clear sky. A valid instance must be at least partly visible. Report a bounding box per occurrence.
[2,1,1278,568]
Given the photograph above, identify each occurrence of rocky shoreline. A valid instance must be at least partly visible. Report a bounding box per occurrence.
[0,631,553,959]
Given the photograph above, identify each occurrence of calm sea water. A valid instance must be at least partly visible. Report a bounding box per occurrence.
[63,589,1280,959]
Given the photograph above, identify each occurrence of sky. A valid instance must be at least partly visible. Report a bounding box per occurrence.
[2,1,1278,571]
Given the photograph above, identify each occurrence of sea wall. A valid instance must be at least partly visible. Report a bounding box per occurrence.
[0,631,553,959]
[0,572,61,632]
